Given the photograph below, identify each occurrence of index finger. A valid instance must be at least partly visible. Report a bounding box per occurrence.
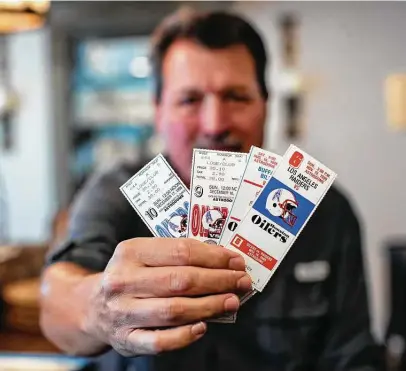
[123,238,245,270]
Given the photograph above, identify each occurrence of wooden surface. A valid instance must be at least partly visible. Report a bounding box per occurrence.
[0,330,60,353]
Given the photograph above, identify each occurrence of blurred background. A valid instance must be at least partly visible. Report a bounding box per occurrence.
[0,1,405,370]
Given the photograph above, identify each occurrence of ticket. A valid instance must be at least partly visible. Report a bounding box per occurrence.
[219,146,281,247]
[187,149,247,245]
[120,154,190,238]
[218,147,280,315]
[188,149,247,324]
[225,144,337,292]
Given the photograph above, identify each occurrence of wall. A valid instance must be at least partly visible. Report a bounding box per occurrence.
[235,1,406,340]
[0,28,55,243]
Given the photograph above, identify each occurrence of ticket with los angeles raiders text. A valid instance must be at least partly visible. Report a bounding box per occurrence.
[120,154,190,239]
[225,145,337,292]
[187,149,247,245]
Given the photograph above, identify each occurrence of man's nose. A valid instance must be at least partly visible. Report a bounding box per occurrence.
[199,95,230,134]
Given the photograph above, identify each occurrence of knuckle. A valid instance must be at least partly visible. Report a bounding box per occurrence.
[160,298,186,323]
[115,240,130,258]
[172,239,192,265]
[106,299,124,321]
[106,301,138,337]
[110,328,134,357]
[168,270,192,295]
[101,273,126,296]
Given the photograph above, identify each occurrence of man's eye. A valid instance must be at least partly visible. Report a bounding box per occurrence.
[180,96,201,105]
[224,93,251,103]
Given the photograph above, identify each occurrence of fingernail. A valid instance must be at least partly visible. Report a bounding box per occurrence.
[224,295,240,312]
[229,255,245,270]
[191,322,207,336]
[237,275,252,291]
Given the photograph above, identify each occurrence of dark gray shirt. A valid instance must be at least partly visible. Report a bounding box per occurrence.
[47,159,384,371]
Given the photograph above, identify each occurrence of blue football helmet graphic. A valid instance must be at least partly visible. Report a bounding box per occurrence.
[266,188,298,227]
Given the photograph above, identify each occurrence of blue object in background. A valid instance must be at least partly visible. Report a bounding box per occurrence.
[70,36,156,189]
[72,36,154,127]
[95,125,154,143]
[0,352,96,370]
[73,36,152,89]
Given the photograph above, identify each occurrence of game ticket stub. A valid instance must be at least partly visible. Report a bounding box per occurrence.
[187,149,247,245]
[120,154,190,238]
[188,149,246,324]
[225,144,337,292]
[219,146,281,247]
[218,147,280,320]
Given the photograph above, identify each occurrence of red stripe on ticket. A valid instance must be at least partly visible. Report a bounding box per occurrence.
[230,234,277,271]
[243,179,263,188]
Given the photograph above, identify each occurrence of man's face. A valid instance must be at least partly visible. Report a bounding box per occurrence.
[155,39,267,184]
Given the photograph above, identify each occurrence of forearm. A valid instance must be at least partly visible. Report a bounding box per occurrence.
[39,262,110,356]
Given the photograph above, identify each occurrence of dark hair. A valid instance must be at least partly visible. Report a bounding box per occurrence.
[150,8,269,102]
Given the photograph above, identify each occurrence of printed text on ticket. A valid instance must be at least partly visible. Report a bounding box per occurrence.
[187,149,247,245]
[219,146,281,247]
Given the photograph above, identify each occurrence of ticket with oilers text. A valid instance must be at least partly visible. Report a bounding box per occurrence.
[219,146,281,247]
[225,145,337,292]
[120,154,190,238]
[187,149,247,245]
[188,149,247,324]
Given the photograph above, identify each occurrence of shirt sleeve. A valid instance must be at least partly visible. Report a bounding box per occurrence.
[46,166,144,272]
[316,199,385,370]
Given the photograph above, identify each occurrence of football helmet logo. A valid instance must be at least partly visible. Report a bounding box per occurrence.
[266,188,298,227]
[202,209,225,239]
[167,214,188,238]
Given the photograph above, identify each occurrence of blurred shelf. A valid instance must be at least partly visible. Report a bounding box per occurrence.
[0,330,60,353]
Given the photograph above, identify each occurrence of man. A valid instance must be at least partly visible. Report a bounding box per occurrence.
[40,9,383,371]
